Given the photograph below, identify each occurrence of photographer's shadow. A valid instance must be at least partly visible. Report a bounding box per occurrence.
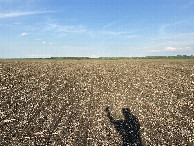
[105,107,142,146]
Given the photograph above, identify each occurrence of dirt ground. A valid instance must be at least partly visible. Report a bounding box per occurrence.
[0,59,193,145]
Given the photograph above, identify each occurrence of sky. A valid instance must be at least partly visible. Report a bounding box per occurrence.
[0,0,194,58]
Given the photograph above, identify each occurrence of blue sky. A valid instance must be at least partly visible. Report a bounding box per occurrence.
[0,0,194,58]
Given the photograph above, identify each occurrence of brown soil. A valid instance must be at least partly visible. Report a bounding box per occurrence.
[0,59,193,145]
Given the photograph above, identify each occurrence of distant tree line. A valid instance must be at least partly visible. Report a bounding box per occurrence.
[8,55,193,60]
[144,55,194,59]
[98,55,194,59]
[49,55,194,60]
[50,57,90,59]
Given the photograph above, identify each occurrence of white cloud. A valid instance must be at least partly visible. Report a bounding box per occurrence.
[179,47,191,51]
[42,42,46,44]
[21,32,27,36]
[103,19,122,29]
[150,32,194,53]
[0,11,54,19]
[155,32,194,41]
[45,23,86,34]
[148,47,192,53]
[101,30,132,36]
[164,47,191,52]
[159,21,185,35]
[165,47,177,51]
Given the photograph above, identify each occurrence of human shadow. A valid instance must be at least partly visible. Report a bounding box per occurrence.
[105,107,142,146]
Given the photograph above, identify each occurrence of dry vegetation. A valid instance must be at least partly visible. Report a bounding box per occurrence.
[0,59,193,145]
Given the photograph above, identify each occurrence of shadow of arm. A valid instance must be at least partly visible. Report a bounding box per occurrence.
[105,107,115,123]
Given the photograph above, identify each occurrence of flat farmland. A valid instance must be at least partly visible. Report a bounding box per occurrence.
[0,59,193,145]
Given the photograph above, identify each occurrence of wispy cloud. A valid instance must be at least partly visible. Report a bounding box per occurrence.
[152,32,194,42]
[21,32,27,36]
[103,19,122,29]
[101,30,128,35]
[100,30,135,37]
[165,47,191,51]
[159,20,186,35]
[44,23,87,34]
[148,47,191,53]
[164,47,177,51]
[0,11,54,18]
[87,29,139,40]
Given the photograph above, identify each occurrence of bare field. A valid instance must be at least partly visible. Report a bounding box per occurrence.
[0,59,193,145]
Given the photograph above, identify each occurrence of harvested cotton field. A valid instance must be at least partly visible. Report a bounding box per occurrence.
[0,59,193,145]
